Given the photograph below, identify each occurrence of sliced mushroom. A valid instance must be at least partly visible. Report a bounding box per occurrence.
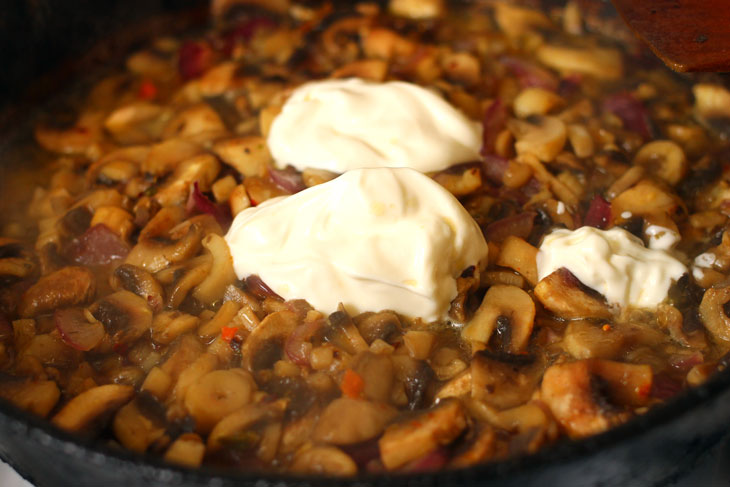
[184,368,256,434]
[462,285,535,354]
[331,59,389,82]
[241,310,299,371]
[90,290,153,347]
[563,320,626,359]
[513,88,564,119]
[192,234,237,305]
[207,400,287,451]
[378,398,467,470]
[321,309,369,355]
[20,332,81,368]
[610,180,680,220]
[536,45,623,80]
[155,154,221,207]
[352,352,395,402]
[290,446,358,476]
[493,1,551,37]
[163,433,206,468]
[19,266,96,318]
[162,103,227,142]
[390,0,443,19]
[534,268,611,320]
[541,359,649,438]
[693,83,730,120]
[125,223,204,273]
[113,264,165,312]
[112,399,166,453]
[151,311,200,345]
[495,236,538,286]
[699,286,730,343]
[52,384,134,432]
[633,140,687,186]
[104,102,169,145]
[212,136,271,178]
[0,379,60,417]
[141,138,202,177]
[313,397,397,445]
[511,116,567,163]
[470,351,539,409]
[353,311,402,345]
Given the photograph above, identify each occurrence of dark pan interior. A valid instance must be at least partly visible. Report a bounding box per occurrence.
[1,1,730,486]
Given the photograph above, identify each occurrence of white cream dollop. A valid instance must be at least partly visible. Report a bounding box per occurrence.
[537,226,687,308]
[267,78,482,173]
[224,167,488,321]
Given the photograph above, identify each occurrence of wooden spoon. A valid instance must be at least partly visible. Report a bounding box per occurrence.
[611,0,730,72]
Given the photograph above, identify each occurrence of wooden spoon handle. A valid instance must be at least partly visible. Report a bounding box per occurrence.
[611,0,730,72]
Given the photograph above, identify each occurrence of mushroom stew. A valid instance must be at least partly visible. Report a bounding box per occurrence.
[2,0,730,477]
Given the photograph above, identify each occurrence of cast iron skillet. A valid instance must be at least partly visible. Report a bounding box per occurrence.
[1,1,730,486]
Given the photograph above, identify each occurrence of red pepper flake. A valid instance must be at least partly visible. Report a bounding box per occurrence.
[638,382,652,397]
[340,369,365,399]
[221,325,237,342]
[138,79,158,100]
[602,324,612,332]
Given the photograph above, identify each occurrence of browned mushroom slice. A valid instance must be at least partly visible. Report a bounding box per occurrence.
[378,398,467,470]
[462,284,535,354]
[163,433,206,468]
[19,266,96,318]
[0,379,61,417]
[534,268,612,320]
[290,446,358,476]
[184,369,256,434]
[240,310,299,371]
[52,384,134,432]
[541,359,651,438]
[207,400,287,451]
[312,397,397,445]
[113,264,165,312]
[353,311,402,345]
[112,399,166,453]
[125,223,204,273]
[563,320,626,359]
[699,286,730,343]
[321,308,369,355]
[470,350,539,409]
[90,290,153,347]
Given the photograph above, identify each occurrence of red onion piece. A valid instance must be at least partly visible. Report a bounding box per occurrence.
[501,56,559,92]
[285,318,325,366]
[64,224,129,266]
[485,211,536,243]
[187,181,232,228]
[583,194,611,229]
[480,99,508,157]
[341,439,381,470]
[221,16,277,55]
[178,41,215,80]
[602,92,652,140]
[650,373,683,400]
[269,167,305,194]
[55,308,105,351]
[400,448,449,472]
[482,154,509,183]
[669,352,704,370]
[245,274,282,300]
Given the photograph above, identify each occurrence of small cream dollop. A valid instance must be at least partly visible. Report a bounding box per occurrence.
[267,78,482,173]
[537,226,687,308]
[645,224,680,250]
[224,167,488,321]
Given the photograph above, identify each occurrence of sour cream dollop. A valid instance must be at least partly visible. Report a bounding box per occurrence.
[267,78,482,173]
[225,167,488,321]
[537,226,687,308]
